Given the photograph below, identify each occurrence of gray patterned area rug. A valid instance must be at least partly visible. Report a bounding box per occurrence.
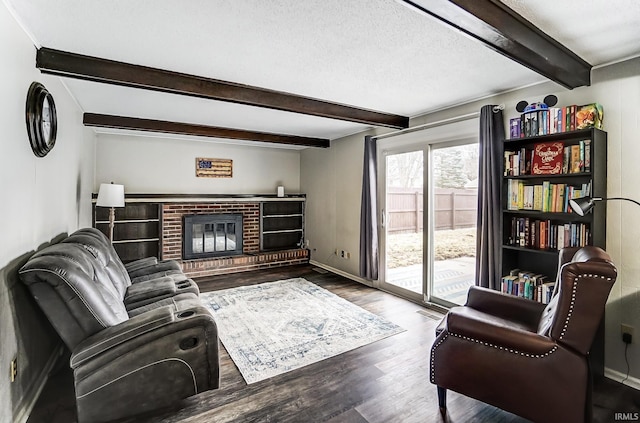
[202,278,405,384]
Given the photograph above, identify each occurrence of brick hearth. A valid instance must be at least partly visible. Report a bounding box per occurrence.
[162,202,308,278]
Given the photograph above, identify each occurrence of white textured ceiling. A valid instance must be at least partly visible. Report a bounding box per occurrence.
[5,0,640,146]
[502,0,640,65]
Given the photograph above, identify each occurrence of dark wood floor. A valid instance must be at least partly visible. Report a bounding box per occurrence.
[28,264,640,423]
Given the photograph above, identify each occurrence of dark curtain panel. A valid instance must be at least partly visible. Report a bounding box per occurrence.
[475,106,504,289]
[359,135,379,280]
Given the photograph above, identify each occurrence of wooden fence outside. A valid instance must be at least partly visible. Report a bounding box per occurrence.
[387,188,477,233]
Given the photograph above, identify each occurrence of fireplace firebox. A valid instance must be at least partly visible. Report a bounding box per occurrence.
[183,214,243,260]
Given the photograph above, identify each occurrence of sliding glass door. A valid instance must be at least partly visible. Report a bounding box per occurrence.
[428,142,478,306]
[379,138,478,307]
[380,149,425,301]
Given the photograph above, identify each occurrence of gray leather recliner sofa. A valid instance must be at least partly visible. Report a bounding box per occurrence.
[20,228,220,423]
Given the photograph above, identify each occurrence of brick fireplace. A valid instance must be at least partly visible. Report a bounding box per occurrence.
[162,201,308,278]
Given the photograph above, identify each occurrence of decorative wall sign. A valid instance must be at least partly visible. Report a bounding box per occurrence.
[196,157,233,178]
[25,82,57,157]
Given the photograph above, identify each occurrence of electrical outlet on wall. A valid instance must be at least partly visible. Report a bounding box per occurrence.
[621,324,634,343]
[334,249,350,259]
[338,250,350,259]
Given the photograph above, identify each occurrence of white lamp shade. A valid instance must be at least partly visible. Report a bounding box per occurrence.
[96,183,125,207]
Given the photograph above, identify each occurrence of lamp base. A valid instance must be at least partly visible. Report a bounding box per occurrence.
[108,207,115,243]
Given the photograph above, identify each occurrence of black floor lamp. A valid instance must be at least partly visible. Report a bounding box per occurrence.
[569,196,640,216]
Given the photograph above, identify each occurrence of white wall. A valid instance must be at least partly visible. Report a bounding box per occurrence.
[300,137,355,273]
[301,57,640,386]
[0,3,96,421]
[95,134,301,195]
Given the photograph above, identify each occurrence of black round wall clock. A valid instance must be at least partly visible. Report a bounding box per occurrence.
[25,81,57,157]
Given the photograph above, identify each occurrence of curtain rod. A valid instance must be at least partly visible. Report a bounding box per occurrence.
[374,103,504,141]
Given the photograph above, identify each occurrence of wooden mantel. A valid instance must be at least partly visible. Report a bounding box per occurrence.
[91,193,306,203]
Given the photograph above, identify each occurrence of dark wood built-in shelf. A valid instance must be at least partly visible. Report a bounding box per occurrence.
[93,202,161,263]
[260,201,304,251]
[501,245,560,255]
[93,194,307,263]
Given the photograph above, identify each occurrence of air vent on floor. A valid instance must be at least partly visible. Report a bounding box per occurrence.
[417,309,445,321]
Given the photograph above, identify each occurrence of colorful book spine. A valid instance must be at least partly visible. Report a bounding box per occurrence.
[584,139,591,172]
[510,118,521,138]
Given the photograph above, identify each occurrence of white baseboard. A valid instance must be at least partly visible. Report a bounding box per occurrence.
[14,344,65,423]
[308,260,373,287]
[605,366,640,390]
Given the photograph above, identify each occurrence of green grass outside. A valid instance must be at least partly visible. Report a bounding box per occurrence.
[387,227,476,268]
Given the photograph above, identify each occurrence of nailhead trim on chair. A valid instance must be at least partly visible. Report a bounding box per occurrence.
[559,278,578,339]
[430,331,558,384]
[430,333,449,383]
[430,330,559,382]
[431,273,614,384]
[449,332,558,358]
[559,274,613,340]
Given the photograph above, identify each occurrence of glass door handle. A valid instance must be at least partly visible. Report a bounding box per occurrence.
[381,209,386,227]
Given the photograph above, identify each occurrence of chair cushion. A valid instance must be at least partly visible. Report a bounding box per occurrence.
[19,243,129,349]
[127,293,201,317]
[63,231,132,298]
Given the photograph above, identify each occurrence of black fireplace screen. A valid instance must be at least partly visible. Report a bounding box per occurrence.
[183,214,243,259]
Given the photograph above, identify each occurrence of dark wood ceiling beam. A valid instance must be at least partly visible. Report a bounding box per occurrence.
[83,113,330,148]
[38,48,409,129]
[400,0,591,89]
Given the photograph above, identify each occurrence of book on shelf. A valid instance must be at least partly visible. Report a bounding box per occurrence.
[584,139,592,172]
[510,118,521,138]
[506,180,591,213]
[570,145,582,173]
[533,185,543,211]
[508,180,520,210]
[523,185,534,210]
[531,142,564,175]
[507,216,591,250]
[576,103,604,130]
[541,181,550,212]
[501,270,553,303]
[510,103,603,139]
[505,139,590,176]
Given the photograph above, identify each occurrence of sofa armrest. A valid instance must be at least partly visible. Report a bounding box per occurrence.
[69,305,219,423]
[465,286,546,329]
[70,305,215,368]
[123,277,177,306]
[128,260,182,280]
[445,307,556,355]
[71,305,176,368]
[124,257,158,272]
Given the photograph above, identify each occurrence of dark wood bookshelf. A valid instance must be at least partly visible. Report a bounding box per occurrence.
[501,127,607,377]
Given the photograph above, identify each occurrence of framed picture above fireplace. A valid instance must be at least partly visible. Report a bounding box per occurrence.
[195,157,233,178]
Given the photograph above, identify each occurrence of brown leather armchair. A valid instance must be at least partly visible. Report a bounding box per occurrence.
[431,246,617,423]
